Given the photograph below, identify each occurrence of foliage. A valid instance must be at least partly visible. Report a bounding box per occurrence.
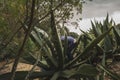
[80,15,120,80]
[0,0,120,80]
[0,0,85,60]
[0,0,26,61]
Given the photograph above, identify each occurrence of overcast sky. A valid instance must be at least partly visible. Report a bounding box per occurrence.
[68,0,120,34]
[82,0,120,18]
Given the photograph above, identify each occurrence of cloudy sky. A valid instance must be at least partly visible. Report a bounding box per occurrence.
[82,0,120,18]
[68,0,120,34]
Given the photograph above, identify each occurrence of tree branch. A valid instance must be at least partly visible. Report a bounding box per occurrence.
[10,0,36,80]
[33,0,66,26]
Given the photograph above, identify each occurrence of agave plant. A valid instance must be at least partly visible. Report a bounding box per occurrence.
[80,15,120,80]
[90,15,120,62]
[0,0,120,79]
[1,7,120,80]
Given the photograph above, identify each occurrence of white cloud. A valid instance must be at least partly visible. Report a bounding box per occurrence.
[111,11,120,23]
[68,11,120,34]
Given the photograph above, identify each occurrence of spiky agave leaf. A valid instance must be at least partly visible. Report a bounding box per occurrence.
[0,71,55,80]
[32,29,58,68]
[91,21,102,37]
[98,64,120,80]
[65,27,113,68]
[22,52,49,70]
[113,25,120,46]
[50,10,64,69]
[76,64,99,77]
[50,64,99,80]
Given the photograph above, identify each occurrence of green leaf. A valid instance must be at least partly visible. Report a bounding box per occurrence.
[51,69,76,80]
[76,64,99,77]
[91,21,101,37]
[65,27,113,68]
[71,34,82,55]
[22,52,49,70]
[0,71,55,80]
[103,35,113,51]
[61,69,76,78]
[50,10,63,69]
[113,26,120,46]
[98,65,120,80]
[101,52,106,66]
[50,72,60,80]
[31,30,58,68]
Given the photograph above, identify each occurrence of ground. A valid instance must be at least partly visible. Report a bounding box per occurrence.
[0,59,120,80]
[0,59,40,75]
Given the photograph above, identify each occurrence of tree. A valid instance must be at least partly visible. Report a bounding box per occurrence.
[0,0,85,60]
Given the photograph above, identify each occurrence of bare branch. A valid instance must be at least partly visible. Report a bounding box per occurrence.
[10,0,36,80]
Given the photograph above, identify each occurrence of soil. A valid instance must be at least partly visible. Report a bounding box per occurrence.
[0,59,40,75]
[0,59,120,80]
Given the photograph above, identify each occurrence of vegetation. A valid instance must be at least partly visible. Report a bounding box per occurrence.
[0,0,120,80]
